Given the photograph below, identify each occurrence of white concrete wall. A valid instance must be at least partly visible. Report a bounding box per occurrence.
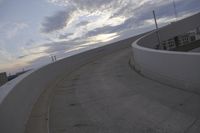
[0,35,141,133]
[132,12,200,93]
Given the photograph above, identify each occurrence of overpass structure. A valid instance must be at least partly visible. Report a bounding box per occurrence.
[0,13,200,133]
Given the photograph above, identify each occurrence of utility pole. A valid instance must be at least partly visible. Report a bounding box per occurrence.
[172,0,178,20]
[51,56,54,62]
[153,10,161,49]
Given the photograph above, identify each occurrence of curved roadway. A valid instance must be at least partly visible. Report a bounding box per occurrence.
[26,47,200,133]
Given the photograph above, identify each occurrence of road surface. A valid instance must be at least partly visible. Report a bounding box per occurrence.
[26,46,200,133]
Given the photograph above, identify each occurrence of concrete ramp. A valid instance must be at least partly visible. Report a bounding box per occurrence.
[26,47,200,133]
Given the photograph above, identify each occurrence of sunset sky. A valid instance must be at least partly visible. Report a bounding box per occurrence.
[0,0,200,74]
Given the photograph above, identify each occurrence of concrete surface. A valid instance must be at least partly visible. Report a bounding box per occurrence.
[0,35,140,133]
[132,12,200,92]
[27,47,200,133]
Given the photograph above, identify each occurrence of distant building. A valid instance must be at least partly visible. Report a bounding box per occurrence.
[176,33,196,46]
[186,27,200,41]
[161,27,200,50]
[0,72,8,87]
[162,39,176,50]
[195,27,200,40]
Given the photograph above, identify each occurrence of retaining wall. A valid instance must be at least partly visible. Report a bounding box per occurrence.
[132,12,200,93]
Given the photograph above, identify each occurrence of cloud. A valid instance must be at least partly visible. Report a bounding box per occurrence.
[7,23,28,39]
[41,8,75,33]
[48,0,115,11]
[40,0,200,55]
[2,0,199,73]
[45,0,198,41]
[58,32,74,39]
[87,33,119,43]
[0,22,28,39]
[76,20,89,27]
[25,39,35,46]
[0,48,15,63]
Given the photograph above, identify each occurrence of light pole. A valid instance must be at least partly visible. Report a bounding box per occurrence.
[51,56,54,62]
[153,10,161,49]
[172,0,178,20]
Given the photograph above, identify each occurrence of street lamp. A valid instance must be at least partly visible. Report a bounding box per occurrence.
[172,0,178,20]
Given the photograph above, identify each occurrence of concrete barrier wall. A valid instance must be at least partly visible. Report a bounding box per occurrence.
[132,12,200,93]
[0,35,141,133]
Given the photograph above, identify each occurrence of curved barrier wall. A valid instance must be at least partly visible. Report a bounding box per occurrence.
[0,35,141,133]
[132,13,200,93]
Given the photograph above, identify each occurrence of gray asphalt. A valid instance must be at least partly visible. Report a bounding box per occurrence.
[47,47,200,133]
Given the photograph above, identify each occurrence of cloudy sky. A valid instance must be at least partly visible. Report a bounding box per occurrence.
[0,0,200,74]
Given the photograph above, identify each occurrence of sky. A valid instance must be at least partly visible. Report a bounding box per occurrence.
[0,0,200,74]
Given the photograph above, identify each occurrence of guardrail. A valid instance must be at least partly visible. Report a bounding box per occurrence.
[0,35,141,133]
[131,12,200,93]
